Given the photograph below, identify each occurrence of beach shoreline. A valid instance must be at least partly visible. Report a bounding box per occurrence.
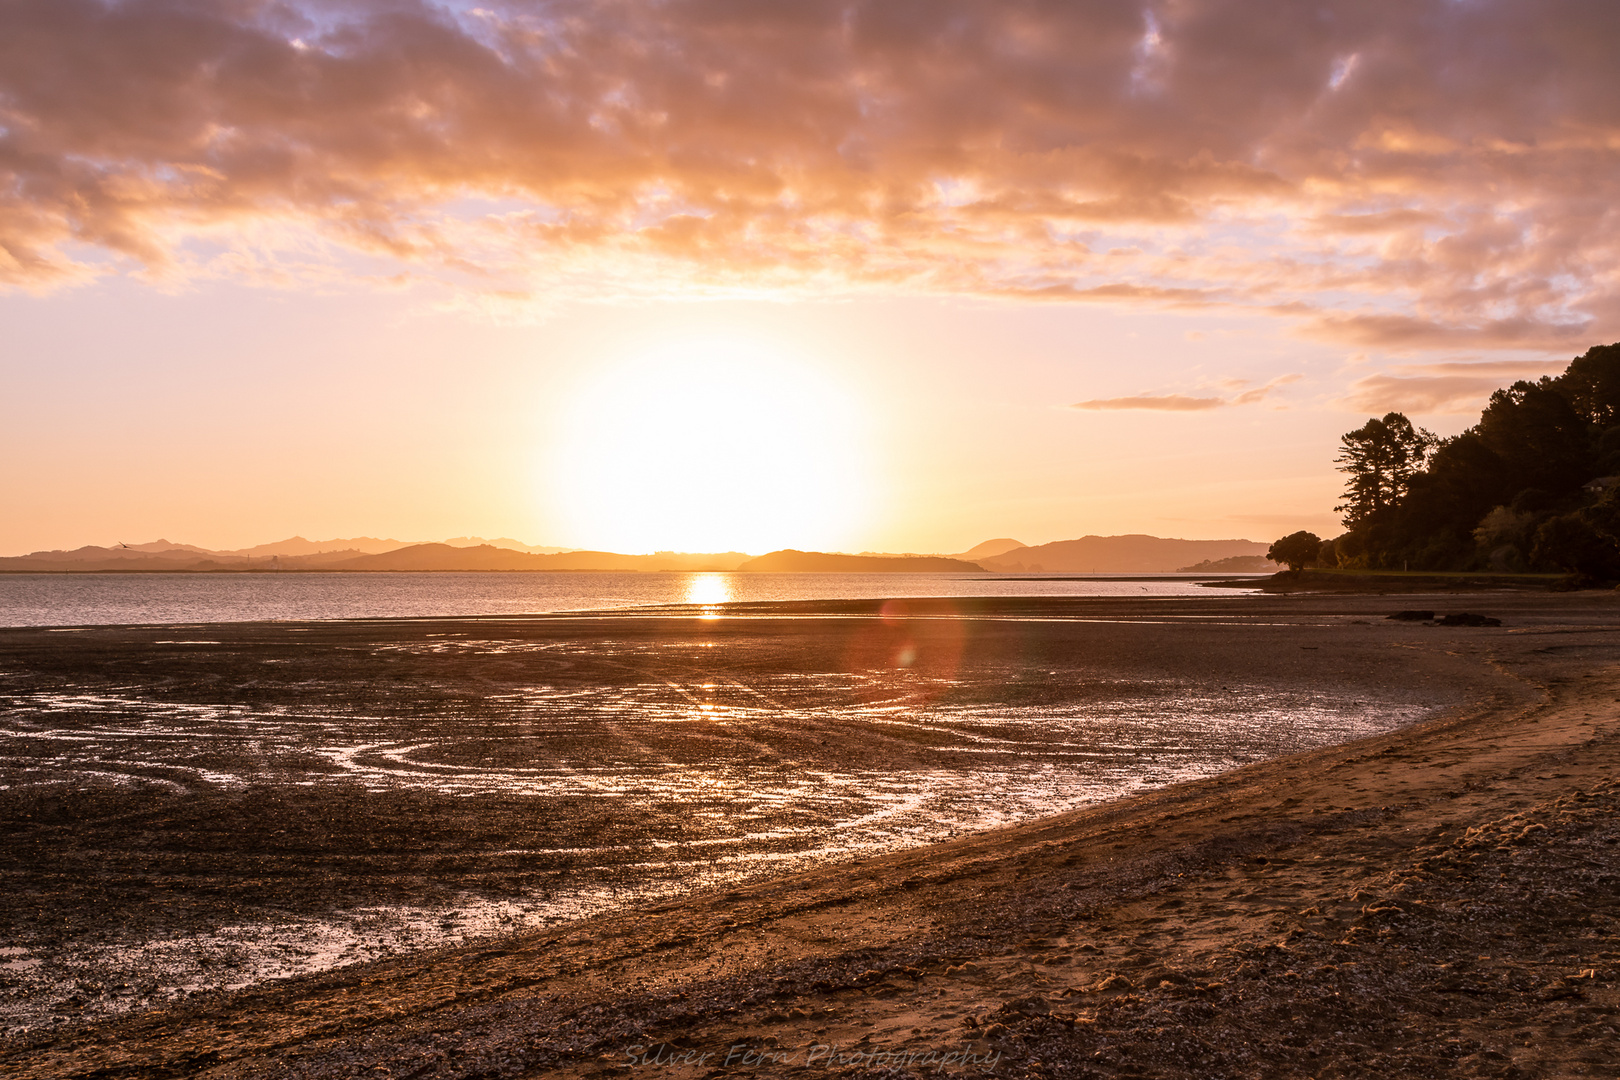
[4,592,1619,1078]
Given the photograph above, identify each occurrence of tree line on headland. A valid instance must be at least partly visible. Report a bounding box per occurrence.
[1271,342,1620,580]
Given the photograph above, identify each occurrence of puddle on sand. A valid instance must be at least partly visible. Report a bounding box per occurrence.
[3,888,668,1028]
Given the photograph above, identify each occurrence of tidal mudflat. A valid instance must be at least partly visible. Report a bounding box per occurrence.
[7,591,1619,1080]
[0,595,1470,1030]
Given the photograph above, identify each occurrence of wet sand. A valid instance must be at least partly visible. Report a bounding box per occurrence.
[3,592,1619,1078]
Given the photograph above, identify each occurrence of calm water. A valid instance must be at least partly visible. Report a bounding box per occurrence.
[0,571,1258,627]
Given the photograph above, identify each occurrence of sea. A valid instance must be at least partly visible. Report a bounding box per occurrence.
[0,570,1258,627]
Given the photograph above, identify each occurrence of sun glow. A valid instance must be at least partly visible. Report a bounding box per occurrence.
[685,572,731,619]
[549,339,873,554]
[685,573,731,605]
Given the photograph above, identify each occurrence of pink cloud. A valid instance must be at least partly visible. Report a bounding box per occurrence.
[0,0,1616,348]
[1393,359,1569,378]
[1071,394,1226,412]
[1340,374,1509,415]
[1231,373,1302,405]
[1340,356,1584,414]
[1074,373,1300,411]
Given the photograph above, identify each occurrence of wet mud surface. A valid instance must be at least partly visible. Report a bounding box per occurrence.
[4,592,1618,1079]
[0,595,1473,1030]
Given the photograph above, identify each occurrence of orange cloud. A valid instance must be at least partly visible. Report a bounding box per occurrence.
[1394,359,1569,378]
[1341,374,1513,415]
[1072,394,1225,412]
[0,1,1617,348]
[1340,359,1571,414]
[1074,373,1299,411]
[1231,373,1302,405]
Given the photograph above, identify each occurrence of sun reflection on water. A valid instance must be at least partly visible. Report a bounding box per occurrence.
[684,573,732,617]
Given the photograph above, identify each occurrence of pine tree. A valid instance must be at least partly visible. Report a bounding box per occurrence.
[1335,413,1438,527]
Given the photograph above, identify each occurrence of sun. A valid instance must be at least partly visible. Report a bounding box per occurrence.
[548,337,873,554]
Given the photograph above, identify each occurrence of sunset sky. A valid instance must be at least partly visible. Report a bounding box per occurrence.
[4,0,1617,556]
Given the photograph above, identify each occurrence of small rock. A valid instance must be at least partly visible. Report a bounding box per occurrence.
[1003,995,1050,1016]
[1436,612,1502,627]
[1145,969,1191,987]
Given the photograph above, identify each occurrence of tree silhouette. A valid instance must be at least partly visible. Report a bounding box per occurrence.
[1474,380,1592,496]
[1335,413,1437,528]
[1325,342,1620,574]
[1558,342,1620,427]
[1268,530,1323,571]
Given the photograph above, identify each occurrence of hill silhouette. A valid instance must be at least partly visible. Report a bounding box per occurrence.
[0,544,266,572]
[219,536,415,558]
[737,550,985,572]
[0,541,749,573]
[3,535,1272,575]
[983,535,1268,573]
[1176,555,1278,573]
[953,538,1026,561]
[329,545,749,572]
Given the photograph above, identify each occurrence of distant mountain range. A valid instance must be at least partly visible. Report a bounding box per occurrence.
[736,550,984,573]
[330,545,750,572]
[980,535,1270,573]
[1175,554,1279,573]
[0,533,1271,573]
[0,541,750,573]
[215,536,576,558]
[951,538,1026,561]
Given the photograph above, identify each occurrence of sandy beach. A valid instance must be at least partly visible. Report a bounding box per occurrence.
[3,591,1618,1078]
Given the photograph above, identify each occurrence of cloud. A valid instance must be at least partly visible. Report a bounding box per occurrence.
[1392,359,1569,378]
[1073,373,1300,411]
[1302,313,1595,352]
[1340,374,1513,414]
[1071,394,1226,412]
[1231,373,1303,405]
[1340,359,1574,413]
[0,0,1617,348]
